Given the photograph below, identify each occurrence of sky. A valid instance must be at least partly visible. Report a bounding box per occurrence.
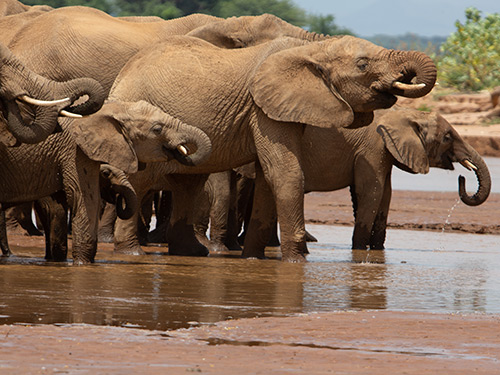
[292,0,499,37]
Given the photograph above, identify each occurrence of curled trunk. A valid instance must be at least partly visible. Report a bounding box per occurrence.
[389,50,437,98]
[0,43,105,144]
[100,165,138,220]
[457,145,491,206]
[167,118,213,166]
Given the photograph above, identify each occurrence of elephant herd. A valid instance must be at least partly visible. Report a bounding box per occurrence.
[0,0,490,265]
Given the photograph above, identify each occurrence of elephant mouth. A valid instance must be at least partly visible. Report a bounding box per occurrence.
[162,144,192,163]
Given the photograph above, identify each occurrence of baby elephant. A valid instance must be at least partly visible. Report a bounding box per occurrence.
[245,107,491,254]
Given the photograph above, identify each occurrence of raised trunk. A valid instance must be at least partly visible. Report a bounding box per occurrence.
[388,50,437,98]
[457,144,491,206]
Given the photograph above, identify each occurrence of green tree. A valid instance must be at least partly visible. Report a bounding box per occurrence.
[213,0,306,26]
[24,0,112,12]
[114,0,182,18]
[438,7,500,91]
[306,14,353,36]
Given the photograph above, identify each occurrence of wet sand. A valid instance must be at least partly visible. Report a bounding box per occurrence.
[1,311,499,374]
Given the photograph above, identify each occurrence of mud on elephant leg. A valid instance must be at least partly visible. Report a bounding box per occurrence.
[167,173,210,257]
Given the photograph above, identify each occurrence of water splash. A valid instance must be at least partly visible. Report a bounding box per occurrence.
[441,198,462,234]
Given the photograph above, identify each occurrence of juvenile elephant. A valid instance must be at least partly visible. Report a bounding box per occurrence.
[0,100,212,264]
[109,35,437,262]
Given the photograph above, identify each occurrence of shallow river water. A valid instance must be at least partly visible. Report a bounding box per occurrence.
[1,224,499,331]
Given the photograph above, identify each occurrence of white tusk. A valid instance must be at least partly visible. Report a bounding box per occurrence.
[20,95,71,107]
[60,110,82,118]
[460,160,478,171]
[177,145,189,156]
[392,82,426,90]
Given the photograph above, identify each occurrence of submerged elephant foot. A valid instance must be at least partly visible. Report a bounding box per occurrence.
[71,243,97,265]
[114,241,146,255]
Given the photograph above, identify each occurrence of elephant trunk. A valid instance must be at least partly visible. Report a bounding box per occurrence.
[457,144,491,206]
[100,165,138,220]
[166,118,213,166]
[388,50,437,98]
[0,43,105,144]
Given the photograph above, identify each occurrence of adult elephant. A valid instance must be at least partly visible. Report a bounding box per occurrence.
[109,35,437,262]
[0,42,105,144]
[0,100,212,264]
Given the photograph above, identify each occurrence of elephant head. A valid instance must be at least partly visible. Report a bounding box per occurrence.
[187,13,332,48]
[99,164,138,220]
[67,100,213,174]
[376,108,491,206]
[250,35,436,129]
[0,42,106,144]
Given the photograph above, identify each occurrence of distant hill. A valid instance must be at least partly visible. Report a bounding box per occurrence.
[367,33,447,54]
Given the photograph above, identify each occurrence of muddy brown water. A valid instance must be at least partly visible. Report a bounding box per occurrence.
[1,225,499,331]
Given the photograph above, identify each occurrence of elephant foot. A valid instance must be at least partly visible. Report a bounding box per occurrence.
[280,241,308,263]
[45,248,68,262]
[71,243,97,265]
[207,240,229,253]
[114,241,146,255]
[168,241,209,257]
[98,230,114,243]
[1,250,11,257]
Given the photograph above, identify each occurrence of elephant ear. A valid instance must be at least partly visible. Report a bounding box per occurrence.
[376,110,429,174]
[66,101,139,174]
[250,44,354,128]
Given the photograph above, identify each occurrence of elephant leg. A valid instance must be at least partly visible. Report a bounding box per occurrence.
[34,192,69,262]
[0,209,11,257]
[370,174,392,250]
[138,192,154,245]
[148,191,171,244]
[225,170,242,251]
[242,163,278,259]
[113,205,145,255]
[206,171,232,252]
[351,167,386,251]
[236,174,255,245]
[192,180,212,250]
[250,122,306,262]
[167,173,210,257]
[64,150,101,264]
[98,201,117,243]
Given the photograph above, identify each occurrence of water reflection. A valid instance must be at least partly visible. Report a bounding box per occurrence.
[1,225,499,331]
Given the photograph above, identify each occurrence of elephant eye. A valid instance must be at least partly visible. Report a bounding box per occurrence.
[443,132,453,143]
[356,58,369,72]
[151,124,163,135]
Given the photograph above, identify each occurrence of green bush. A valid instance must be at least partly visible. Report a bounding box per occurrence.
[438,7,500,91]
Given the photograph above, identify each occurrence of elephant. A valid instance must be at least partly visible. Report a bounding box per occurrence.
[107,34,437,262]
[243,107,491,254]
[0,42,105,144]
[0,100,212,264]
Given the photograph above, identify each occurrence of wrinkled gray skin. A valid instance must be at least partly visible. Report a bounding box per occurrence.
[242,107,490,254]
[0,100,212,264]
[0,42,105,144]
[109,35,437,262]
